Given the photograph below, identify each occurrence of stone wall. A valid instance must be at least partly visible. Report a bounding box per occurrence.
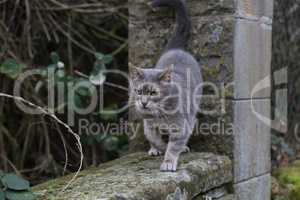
[33,152,233,200]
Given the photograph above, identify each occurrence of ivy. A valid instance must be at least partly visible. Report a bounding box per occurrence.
[0,172,36,200]
[89,52,113,85]
[0,59,25,79]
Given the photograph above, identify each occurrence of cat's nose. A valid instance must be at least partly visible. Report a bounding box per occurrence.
[142,102,148,108]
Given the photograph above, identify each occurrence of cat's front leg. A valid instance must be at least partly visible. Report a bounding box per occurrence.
[144,119,166,156]
[160,134,188,172]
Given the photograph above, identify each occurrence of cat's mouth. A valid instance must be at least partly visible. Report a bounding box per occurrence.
[136,106,158,117]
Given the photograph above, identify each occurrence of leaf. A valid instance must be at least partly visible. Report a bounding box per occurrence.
[94,53,113,64]
[1,174,30,191]
[75,80,92,97]
[47,64,57,69]
[80,135,95,146]
[35,69,48,77]
[5,190,36,200]
[94,52,104,60]
[100,104,118,121]
[0,59,25,79]
[94,61,106,71]
[76,87,90,97]
[95,134,106,143]
[73,93,83,109]
[57,61,65,69]
[104,136,119,151]
[50,52,59,64]
[102,55,113,64]
[0,190,4,200]
[55,69,65,78]
[89,72,106,85]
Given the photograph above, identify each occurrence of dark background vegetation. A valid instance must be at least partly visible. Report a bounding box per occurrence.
[0,0,128,185]
[272,0,300,165]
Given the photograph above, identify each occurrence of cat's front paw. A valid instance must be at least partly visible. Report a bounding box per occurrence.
[148,147,162,156]
[160,160,178,172]
[182,146,190,153]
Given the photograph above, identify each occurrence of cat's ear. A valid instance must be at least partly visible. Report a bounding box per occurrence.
[130,63,144,79]
[159,64,173,82]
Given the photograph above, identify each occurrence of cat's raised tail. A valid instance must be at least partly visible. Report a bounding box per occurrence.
[151,0,191,51]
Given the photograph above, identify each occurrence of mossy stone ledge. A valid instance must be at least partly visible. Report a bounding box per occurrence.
[33,152,232,200]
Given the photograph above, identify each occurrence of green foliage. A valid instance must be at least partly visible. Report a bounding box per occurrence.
[89,52,113,85]
[0,173,35,200]
[5,191,35,200]
[273,161,300,200]
[1,174,30,191]
[50,52,60,65]
[0,59,25,79]
[100,104,119,121]
[103,136,119,151]
[0,0,128,186]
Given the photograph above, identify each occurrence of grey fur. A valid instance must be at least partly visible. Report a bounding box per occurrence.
[152,0,191,50]
[130,0,202,171]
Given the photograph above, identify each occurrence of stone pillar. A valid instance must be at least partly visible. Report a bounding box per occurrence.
[233,0,273,199]
[129,0,273,199]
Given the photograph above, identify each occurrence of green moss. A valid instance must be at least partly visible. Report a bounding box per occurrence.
[273,161,300,200]
[33,152,232,200]
[290,185,300,200]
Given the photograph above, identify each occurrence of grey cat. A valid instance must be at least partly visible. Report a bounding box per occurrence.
[130,0,202,172]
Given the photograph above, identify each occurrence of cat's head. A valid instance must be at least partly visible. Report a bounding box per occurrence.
[130,65,175,117]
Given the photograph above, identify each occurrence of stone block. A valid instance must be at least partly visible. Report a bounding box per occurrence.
[236,0,274,19]
[234,174,271,200]
[234,18,272,99]
[234,99,271,183]
[191,99,234,157]
[33,152,232,200]
[129,0,235,96]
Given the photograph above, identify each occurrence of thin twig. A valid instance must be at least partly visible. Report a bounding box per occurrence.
[35,4,51,41]
[24,0,33,58]
[0,0,8,4]
[80,19,126,42]
[74,70,129,92]
[67,12,73,73]
[0,93,83,193]
[111,40,128,56]
[48,14,94,54]
[1,155,21,176]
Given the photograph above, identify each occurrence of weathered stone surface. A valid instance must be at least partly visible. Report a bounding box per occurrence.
[234,174,271,200]
[194,188,235,200]
[234,99,271,183]
[191,100,234,158]
[236,0,274,19]
[33,152,232,200]
[129,0,235,92]
[234,19,272,99]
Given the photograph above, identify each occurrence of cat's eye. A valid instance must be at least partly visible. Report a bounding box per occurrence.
[135,89,142,95]
[150,90,158,96]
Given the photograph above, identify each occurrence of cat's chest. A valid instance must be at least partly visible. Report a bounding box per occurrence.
[148,117,181,134]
